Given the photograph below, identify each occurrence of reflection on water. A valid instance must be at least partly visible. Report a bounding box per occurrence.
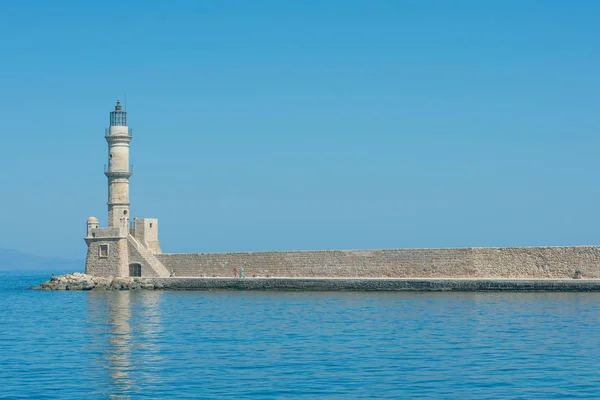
[86,291,163,398]
[4,273,600,399]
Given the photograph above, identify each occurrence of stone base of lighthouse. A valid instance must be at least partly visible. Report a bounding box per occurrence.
[84,217,169,278]
[85,235,129,277]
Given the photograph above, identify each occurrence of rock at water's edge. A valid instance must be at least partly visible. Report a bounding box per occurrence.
[30,273,156,291]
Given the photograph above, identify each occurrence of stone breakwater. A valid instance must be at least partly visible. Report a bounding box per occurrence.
[30,273,159,291]
[30,273,600,291]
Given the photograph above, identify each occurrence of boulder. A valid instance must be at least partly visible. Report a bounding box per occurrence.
[140,283,155,290]
[66,283,83,291]
[92,281,111,290]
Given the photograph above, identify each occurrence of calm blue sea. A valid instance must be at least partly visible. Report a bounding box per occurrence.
[2,271,600,399]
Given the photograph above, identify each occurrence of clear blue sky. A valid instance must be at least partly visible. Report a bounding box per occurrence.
[1,0,599,258]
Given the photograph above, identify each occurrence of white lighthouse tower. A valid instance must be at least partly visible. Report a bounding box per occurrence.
[105,100,132,232]
[84,101,168,278]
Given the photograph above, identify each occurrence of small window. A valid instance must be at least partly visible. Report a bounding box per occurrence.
[99,244,109,258]
[149,223,153,228]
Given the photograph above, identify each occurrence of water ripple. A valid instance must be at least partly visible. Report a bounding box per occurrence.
[2,273,600,398]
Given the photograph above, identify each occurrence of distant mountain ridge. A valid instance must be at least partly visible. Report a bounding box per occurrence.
[0,248,83,272]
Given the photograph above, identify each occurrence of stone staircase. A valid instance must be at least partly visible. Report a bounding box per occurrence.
[127,234,170,277]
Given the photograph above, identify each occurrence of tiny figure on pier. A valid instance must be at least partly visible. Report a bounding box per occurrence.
[233,267,238,278]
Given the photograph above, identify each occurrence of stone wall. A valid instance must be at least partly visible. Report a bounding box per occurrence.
[85,237,128,277]
[133,218,161,254]
[89,227,121,238]
[127,239,160,277]
[155,246,600,279]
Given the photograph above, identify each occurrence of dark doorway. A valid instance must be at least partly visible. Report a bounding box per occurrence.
[129,263,142,277]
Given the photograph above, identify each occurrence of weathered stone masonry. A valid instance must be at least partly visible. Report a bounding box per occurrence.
[83,102,600,281]
[85,101,169,278]
[156,246,600,279]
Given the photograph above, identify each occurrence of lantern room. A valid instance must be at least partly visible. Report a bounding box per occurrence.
[110,100,127,126]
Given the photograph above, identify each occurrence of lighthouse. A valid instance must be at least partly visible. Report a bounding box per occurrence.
[105,100,132,232]
[84,101,168,278]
